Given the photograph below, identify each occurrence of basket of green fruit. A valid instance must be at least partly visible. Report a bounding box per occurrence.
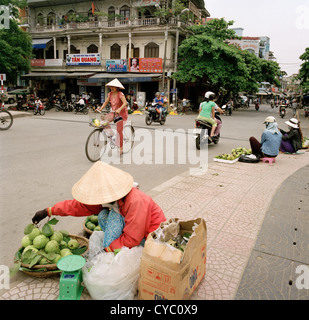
[83,215,102,235]
[214,147,252,164]
[13,218,88,278]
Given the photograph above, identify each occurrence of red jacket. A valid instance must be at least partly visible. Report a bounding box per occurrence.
[48,188,166,251]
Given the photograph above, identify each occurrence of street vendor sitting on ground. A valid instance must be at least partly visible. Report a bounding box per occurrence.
[32,161,166,252]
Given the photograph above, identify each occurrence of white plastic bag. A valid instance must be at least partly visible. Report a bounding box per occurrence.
[82,231,143,300]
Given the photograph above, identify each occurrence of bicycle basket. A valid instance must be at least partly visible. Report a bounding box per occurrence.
[89,111,113,128]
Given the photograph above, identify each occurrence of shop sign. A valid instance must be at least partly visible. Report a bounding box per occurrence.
[106,59,128,72]
[129,58,162,73]
[66,53,101,66]
[31,59,63,67]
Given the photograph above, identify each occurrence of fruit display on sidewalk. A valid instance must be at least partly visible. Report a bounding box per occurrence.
[12,218,88,277]
[214,147,252,163]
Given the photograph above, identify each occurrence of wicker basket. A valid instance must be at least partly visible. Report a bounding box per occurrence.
[83,220,93,236]
[17,234,89,278]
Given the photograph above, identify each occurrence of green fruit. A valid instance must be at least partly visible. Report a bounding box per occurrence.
[68,239,79,250]
[86,221,96,230]
[21,235,32,248]
[60,248,73,257]
[52,254,62,264]
[28,227,41,241]
[41,223,54,237]
[94,225,102,231]
[24,223,35,235]
[50,231,63,243]
[45,240,60,253]
[33,235,49,249]
[59,240,67,249]
[90,215,99,224]
[39,257,49,265]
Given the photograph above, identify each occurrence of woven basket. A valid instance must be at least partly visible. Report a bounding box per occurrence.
[83,220,93,235]
[18,234,89,278]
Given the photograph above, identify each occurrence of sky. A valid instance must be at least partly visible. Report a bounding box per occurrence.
[206,0,309,76]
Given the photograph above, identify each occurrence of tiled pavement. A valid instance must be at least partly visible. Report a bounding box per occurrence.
[1,151,309,300]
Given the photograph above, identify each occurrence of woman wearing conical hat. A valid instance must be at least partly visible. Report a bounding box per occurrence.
[32,162,166,252]
[97,78,128,155]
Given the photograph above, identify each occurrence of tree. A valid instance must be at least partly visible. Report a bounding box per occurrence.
[172,18,281,97]
[0,0,32,85]
[298,47,309,92]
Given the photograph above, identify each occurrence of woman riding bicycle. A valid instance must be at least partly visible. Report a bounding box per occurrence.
[97,79,128,155]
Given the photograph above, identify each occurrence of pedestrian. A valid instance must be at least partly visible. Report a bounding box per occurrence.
[182,98,188,114]
[97,78,128,155]
[249,116,282,158]
[279,118,303,154]
[32,161,167,252]
[292,98,298,117]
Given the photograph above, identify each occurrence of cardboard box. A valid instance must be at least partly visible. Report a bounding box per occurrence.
[138,218,207,300]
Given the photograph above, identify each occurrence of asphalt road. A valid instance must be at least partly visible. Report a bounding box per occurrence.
[1,104,307,268]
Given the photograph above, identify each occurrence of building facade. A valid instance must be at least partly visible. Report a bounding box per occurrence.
[24,0,210,106]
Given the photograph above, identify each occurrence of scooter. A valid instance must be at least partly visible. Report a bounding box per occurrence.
[145,102,167,125]
[279,105,286,118]
[194,112,222,150]
[255,102,260,111]
[304,106,309,117]
[73,102,88,114]
[33,103,45,115]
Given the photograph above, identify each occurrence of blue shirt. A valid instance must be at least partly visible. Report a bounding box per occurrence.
[261,130,282,156]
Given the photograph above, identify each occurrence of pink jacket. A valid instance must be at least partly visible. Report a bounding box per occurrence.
[48,188,166,251]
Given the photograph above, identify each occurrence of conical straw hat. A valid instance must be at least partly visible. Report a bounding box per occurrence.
[105,78,125,90]
[72,162,134,205]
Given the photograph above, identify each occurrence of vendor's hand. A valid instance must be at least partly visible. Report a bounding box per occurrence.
[115,109,120,115]
[32,209,48,224]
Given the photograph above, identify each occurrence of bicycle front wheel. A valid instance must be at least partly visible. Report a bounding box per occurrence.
[85,129,107,162]
[0,110,13,130]
[122,125,135,154]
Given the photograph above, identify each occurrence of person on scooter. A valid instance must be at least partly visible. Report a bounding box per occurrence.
[279,118,303,154]
[154,92,164,120]
[249,116,282,158]
[34,97,42,113]
[196,91,217,141]
[76,96,85,111]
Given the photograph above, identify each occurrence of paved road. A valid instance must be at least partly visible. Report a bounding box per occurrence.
[0,105,307,271]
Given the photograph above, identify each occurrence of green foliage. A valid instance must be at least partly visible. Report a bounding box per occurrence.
[0,2,32,85]
[298,48,309,92]
[173,18,281,95]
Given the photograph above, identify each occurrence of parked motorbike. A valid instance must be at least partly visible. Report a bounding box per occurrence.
[145,102,167,125]
[304,106,309,117]
[55,99,73,112]
[279,105,286,118]
[194,112,222,150]
[73,102,88,114]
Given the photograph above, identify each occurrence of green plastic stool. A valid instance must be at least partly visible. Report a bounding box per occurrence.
[57,255,86,300]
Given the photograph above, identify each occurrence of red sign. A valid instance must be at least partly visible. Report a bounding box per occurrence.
[31,59,45,67]
[129,58,162,73]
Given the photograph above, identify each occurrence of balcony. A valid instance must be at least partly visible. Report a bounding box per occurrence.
[30,17,189,34]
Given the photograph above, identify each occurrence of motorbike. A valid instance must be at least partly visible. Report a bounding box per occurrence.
[33,103,45,115]
[255,102,260,111]
[304,106,309,117]
[145,102,167,125]
[55,100,73,112]
[73,102,88,114]
[194,112,222,150]
[279,105,286,118]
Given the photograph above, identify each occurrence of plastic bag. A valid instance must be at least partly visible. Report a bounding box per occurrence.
[82,231,143,300]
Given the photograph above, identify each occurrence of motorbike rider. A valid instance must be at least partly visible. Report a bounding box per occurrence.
[279,101,286,116]
[34,97,42,112]
[154,92,164,120]
[76,96,85,111]
[196,91,218,141]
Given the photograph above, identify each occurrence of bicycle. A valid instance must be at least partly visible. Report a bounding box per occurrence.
[85,110,135,162]
[0,105,13,130]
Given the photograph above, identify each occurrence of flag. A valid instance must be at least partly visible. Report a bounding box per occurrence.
[92,2,95,15]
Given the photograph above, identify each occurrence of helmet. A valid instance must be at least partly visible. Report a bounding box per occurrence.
[205,91,215,99]
[263,116,276,124]
[155,92,161,96]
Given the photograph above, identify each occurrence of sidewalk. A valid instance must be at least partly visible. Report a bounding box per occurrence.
[1,151,309,300]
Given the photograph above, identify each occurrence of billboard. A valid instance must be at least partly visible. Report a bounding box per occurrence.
[66,53,101,66]
[129,58,162,73]
[106,59,128,72]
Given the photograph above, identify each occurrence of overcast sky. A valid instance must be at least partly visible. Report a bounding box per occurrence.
[206,0,309,76]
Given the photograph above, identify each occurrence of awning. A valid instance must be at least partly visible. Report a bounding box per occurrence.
[88,73,161,83]
[32,38,53,49]
[22,72,67,80]
[65,72,95,78]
